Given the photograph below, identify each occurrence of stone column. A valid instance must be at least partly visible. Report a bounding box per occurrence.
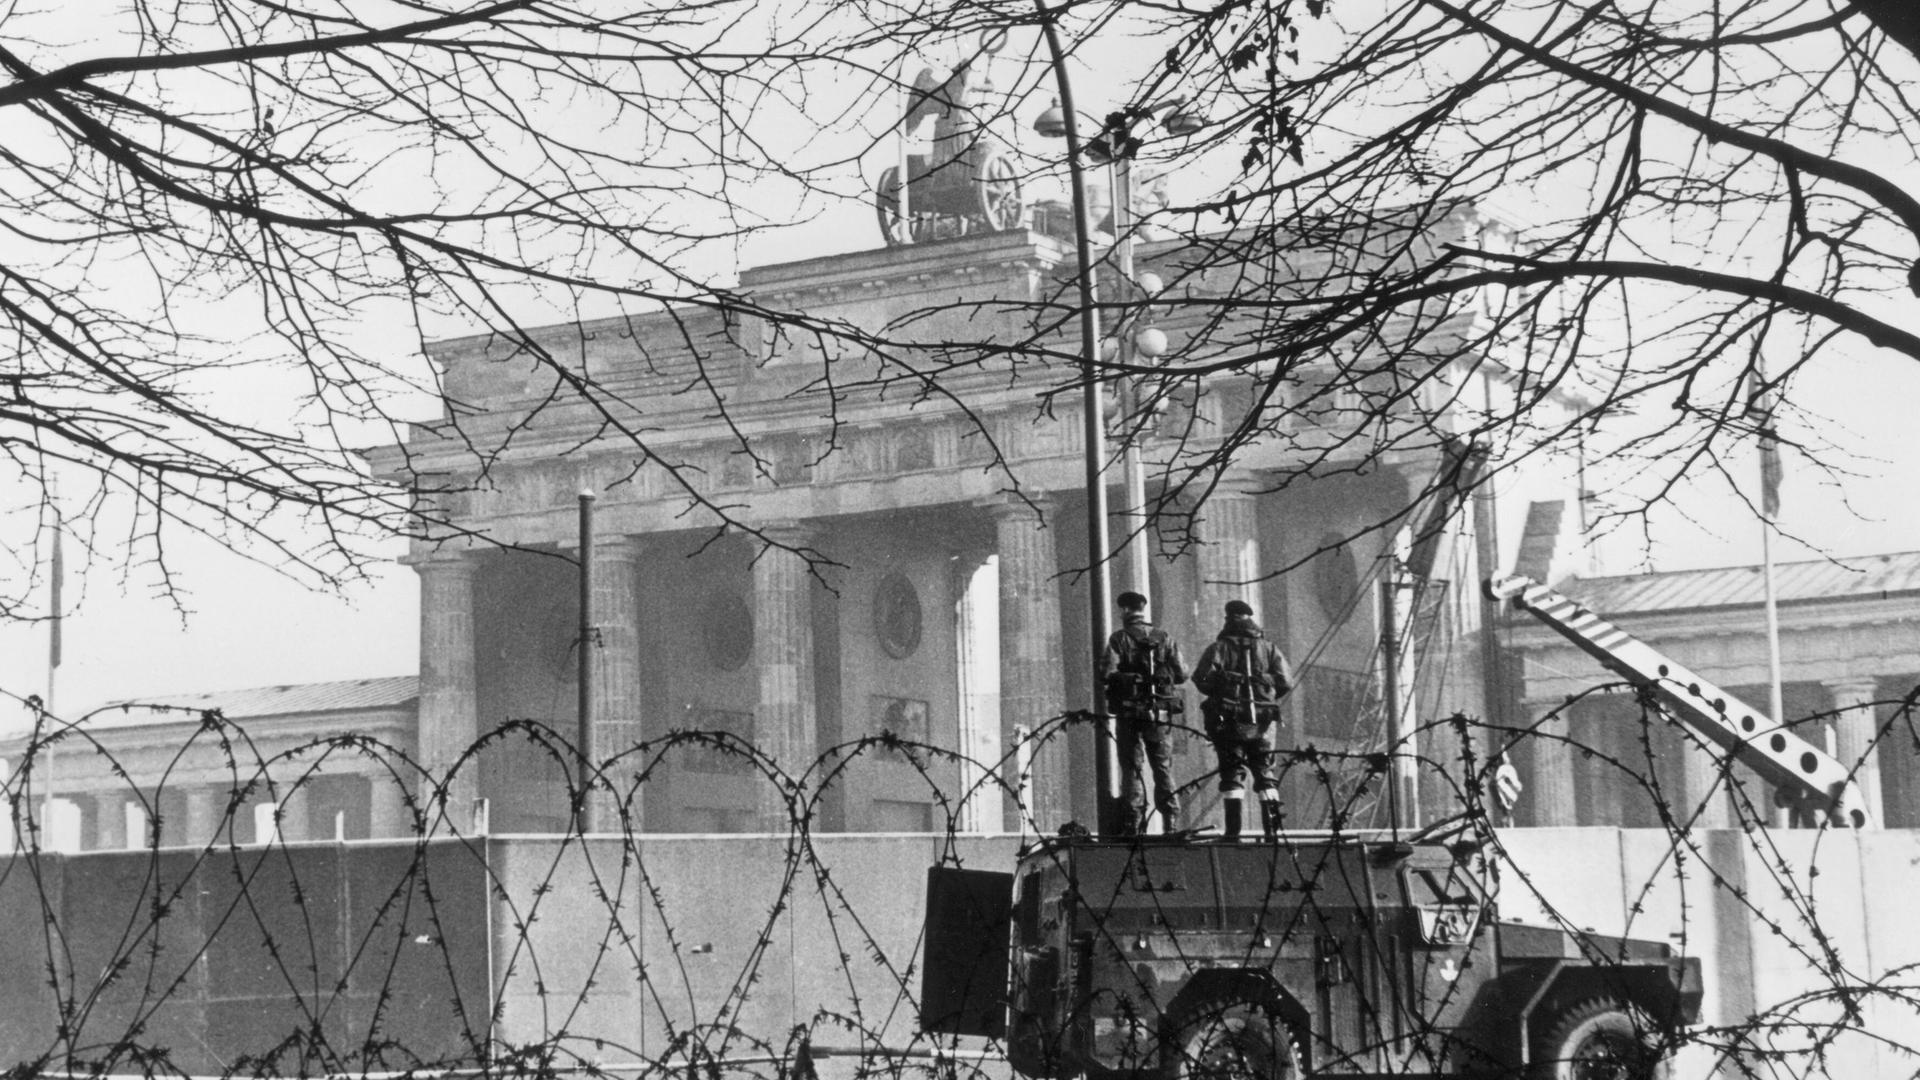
[1669,717,1731,830]
[124,798,151,850]
[951,548,999,833]
[185,787,221,848]
[754,526,818,832]
[1572,704,1626,827]
[1824,677,1884,824]
[1883,681,1920,828]
[275,786,310,843]
[988,497,1070,832]
[91,793,126,851]
[416,552,480,827]
[586,536,646,833]
[1522,699,1578,826]
[368,772,411,839]
[1194,480,1262,625]
[1192,481,1270,831]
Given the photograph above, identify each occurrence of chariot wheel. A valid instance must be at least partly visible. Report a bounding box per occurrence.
[1170,997,1303,1080]
[876,165,936,245]
[875,165,908,246]
[1533,997,1672,1080]
[975,153,1025,231]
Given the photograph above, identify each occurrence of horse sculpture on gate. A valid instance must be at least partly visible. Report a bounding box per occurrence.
[875,47,1026,245]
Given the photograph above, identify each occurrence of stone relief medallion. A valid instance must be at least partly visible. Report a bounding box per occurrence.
[872,695,931,762]
[702,590,754,671]
[1313,532,1359,620]
[873,572,923,659]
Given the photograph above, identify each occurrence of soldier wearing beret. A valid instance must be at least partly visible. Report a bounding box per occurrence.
[1192,599,1294,840]
[1100,590,1187,835]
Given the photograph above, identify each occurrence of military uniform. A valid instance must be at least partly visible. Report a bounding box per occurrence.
[1100,595,1187,835]
[1192,601,1294,839]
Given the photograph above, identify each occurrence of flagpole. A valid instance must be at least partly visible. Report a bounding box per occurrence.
[44,482,64,847]
[1762,518,1788,826]
[1754,371,1789,825]
[1761,520,1785,736]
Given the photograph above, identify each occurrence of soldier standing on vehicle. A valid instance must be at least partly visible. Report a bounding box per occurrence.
[1100,591,1187,836]
[1193,599,1294,840]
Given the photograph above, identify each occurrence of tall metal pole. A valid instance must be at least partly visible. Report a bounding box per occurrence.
[1762,514,1789,826]
[1379,576,1402,833]
[43,479,64,850]
[1755,368,1789,825]
[1113,158,1152,607]
[1379,563,1420,832]
[577,490,596,835]
[1036,4,1118,838]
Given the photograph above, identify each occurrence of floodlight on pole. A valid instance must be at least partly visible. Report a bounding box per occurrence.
[1029,16,1201,838]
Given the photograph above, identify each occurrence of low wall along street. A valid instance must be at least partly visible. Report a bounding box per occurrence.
[1,828,1917,1078]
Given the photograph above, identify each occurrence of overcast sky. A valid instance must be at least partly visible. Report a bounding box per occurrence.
[5,11,1918,724]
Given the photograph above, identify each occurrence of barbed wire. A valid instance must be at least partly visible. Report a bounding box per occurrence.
[0,688,1914,1078]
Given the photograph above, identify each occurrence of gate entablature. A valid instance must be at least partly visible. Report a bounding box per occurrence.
[376,219,1505,555]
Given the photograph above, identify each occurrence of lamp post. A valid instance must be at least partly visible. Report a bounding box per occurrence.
[1033,9,1119,838]
[1106,190,1169,605]
[1031,11,1200,837]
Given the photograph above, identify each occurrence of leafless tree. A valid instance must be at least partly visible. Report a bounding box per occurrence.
[7,7,1920,1078]
[16,0,1912,613]
[1047,0,1920,539]
[0,0,922,614]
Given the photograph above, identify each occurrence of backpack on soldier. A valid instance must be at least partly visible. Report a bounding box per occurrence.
[1106,625,1178,713]
[1204,635,1278,734]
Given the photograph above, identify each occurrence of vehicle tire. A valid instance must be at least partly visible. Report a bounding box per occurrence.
[1533,997,1671,1080]
[1169,996,1303,1080]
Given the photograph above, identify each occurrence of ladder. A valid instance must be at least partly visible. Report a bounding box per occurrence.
[1486,574,1870,828]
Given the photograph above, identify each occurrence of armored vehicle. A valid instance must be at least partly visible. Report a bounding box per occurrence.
[922,574,1874,1078]
[926,829,1700,1079]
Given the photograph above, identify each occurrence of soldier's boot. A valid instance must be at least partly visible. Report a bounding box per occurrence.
[1222,797,1243,840]
[1259,796,1282,841]
[1155,798,1181,834]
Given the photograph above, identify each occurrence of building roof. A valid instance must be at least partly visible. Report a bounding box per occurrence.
[1558,551,1920,617]
[82,676,419,729]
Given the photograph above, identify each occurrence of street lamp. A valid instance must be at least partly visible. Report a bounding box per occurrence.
[1031,7,1202,837]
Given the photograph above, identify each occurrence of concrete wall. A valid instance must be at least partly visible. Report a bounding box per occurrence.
[493,828,1920,1078]
[8,829,1920,1078]
[1499,828,1920,1079]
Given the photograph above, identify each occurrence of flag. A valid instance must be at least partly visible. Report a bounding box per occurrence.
[48,520,62,671]
[1745,368,1782,520]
